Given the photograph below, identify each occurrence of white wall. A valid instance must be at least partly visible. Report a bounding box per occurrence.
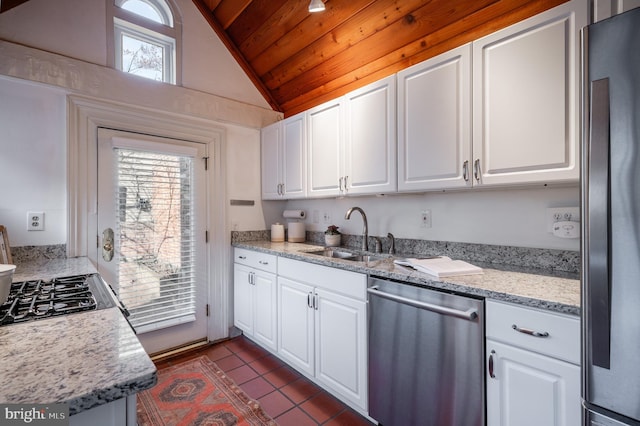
[0,77,67,246]
[269,185,581,251]
[0,0,270,109]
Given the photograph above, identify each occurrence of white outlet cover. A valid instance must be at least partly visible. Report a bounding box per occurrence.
[27,211,45,231]
[546,207,579,233]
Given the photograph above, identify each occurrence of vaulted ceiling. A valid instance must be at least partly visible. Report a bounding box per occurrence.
[193,0,566,117]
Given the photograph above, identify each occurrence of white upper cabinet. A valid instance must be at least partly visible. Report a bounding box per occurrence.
[261,121,281,199]
[307,98,344,198]
[263,1,587,197]
[592,0,640,22]
[472,0,587,186]
[261,113,306,199]
[344,75,397,195]
[308,76,396,198]
[397,44,472,191]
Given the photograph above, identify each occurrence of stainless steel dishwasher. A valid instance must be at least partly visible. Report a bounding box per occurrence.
[368,276,485,426]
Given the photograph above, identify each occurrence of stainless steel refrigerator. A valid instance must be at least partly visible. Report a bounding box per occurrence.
[582,7,640,426]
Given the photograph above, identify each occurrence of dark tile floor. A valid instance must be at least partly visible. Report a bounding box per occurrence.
[154,335,374,426]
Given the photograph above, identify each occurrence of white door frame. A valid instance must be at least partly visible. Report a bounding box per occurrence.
[67,94,229,344]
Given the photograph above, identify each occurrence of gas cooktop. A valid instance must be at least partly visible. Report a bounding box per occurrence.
[0,273,119,326]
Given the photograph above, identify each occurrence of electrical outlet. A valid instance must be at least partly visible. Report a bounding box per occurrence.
[323,211,332,224]
[421,210,432,228]
[27,211,45,231]
[546,207,580,232]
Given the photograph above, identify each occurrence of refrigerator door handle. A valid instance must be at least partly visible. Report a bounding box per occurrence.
[587,77,612,369]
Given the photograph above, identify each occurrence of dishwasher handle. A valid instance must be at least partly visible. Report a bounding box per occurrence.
[367,286,478,321]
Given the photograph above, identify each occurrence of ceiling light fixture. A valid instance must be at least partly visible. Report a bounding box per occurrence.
[308,0,325,13]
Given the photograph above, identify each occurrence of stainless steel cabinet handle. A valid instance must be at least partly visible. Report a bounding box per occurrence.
[238,255,247,260]
[489,350,496,378]
[462,160,469,181]
[344,176,349,192]
[259,260,269,265]
[339,177,344,192]
[473,159,481,182]
[512,324,549,338]
[307,292,313,308]
[313,293,318,310]
[367,286,478,321]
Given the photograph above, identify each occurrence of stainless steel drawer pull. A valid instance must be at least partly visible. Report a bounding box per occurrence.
[488,350,496,378]
[367,286,478,321]
[238,256,247,260]
[259,260,269,265]
[512,324,549,338]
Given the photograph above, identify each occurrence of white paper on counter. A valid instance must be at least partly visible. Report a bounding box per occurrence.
[394,256,483,278]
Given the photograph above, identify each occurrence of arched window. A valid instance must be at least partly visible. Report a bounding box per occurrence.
[108,0,181,84]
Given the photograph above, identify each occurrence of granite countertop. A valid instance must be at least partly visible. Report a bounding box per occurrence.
[234,241,581,316]
[1,257,157,415]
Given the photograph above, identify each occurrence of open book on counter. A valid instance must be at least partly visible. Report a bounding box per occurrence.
[393,256,483,278]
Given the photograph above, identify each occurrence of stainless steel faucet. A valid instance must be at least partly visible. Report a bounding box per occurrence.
[345,206,368,251]
[387,232,396,254]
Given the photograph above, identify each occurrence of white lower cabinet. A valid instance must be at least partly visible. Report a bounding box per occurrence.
[233,248,278,352]
[485,300,580,426]
[70,395,136,426]
[278,257,368,412]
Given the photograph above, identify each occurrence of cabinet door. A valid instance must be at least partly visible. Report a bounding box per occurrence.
[344,75,397,195]
[486,340,580,426]
[282,114,306,198]
[397,44,472,191]
[315,288,367,411]
[253,270,277,352]
[278,277,314,376]
[261,121,282,200]
[472,0,586,186]
[307,99,343,198]
[233,263,254,335]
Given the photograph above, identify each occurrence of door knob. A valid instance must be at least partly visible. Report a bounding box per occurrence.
[102,228,114,261]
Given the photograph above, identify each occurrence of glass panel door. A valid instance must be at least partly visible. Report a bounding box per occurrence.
[97,128,208,354]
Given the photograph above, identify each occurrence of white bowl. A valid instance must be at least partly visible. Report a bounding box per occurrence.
[0,264,16,304]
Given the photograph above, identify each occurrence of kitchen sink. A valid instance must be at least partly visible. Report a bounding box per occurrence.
[306,249,385,262]
[307,249,356,259]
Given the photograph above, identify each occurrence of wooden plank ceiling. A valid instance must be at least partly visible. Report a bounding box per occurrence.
[193,0,567,117]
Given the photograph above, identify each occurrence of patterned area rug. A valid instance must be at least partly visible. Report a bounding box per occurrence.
[137,355,277,425]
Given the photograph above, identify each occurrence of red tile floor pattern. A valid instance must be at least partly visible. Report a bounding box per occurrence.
[153,335,374,426]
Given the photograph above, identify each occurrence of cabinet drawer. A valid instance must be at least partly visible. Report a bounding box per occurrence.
[278,257,366,300]
[486,300,580,364]
[234,248,277,274]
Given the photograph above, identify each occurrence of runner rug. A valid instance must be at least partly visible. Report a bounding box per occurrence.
[137,355,277,425]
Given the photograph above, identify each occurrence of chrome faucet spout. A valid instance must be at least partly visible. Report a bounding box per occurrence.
[345,207,368,251]
[387,232,396,254]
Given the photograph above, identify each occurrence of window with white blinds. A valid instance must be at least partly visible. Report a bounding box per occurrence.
[115,148,196,332]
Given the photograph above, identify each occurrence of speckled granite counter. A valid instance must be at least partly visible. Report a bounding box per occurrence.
[1,257,157,415]
[12,256,99,282]
[233,241,581,316]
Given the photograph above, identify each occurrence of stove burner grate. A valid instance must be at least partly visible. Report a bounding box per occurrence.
[0,274,98,325]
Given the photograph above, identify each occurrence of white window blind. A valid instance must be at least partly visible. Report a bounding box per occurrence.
[115,148,196,332]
